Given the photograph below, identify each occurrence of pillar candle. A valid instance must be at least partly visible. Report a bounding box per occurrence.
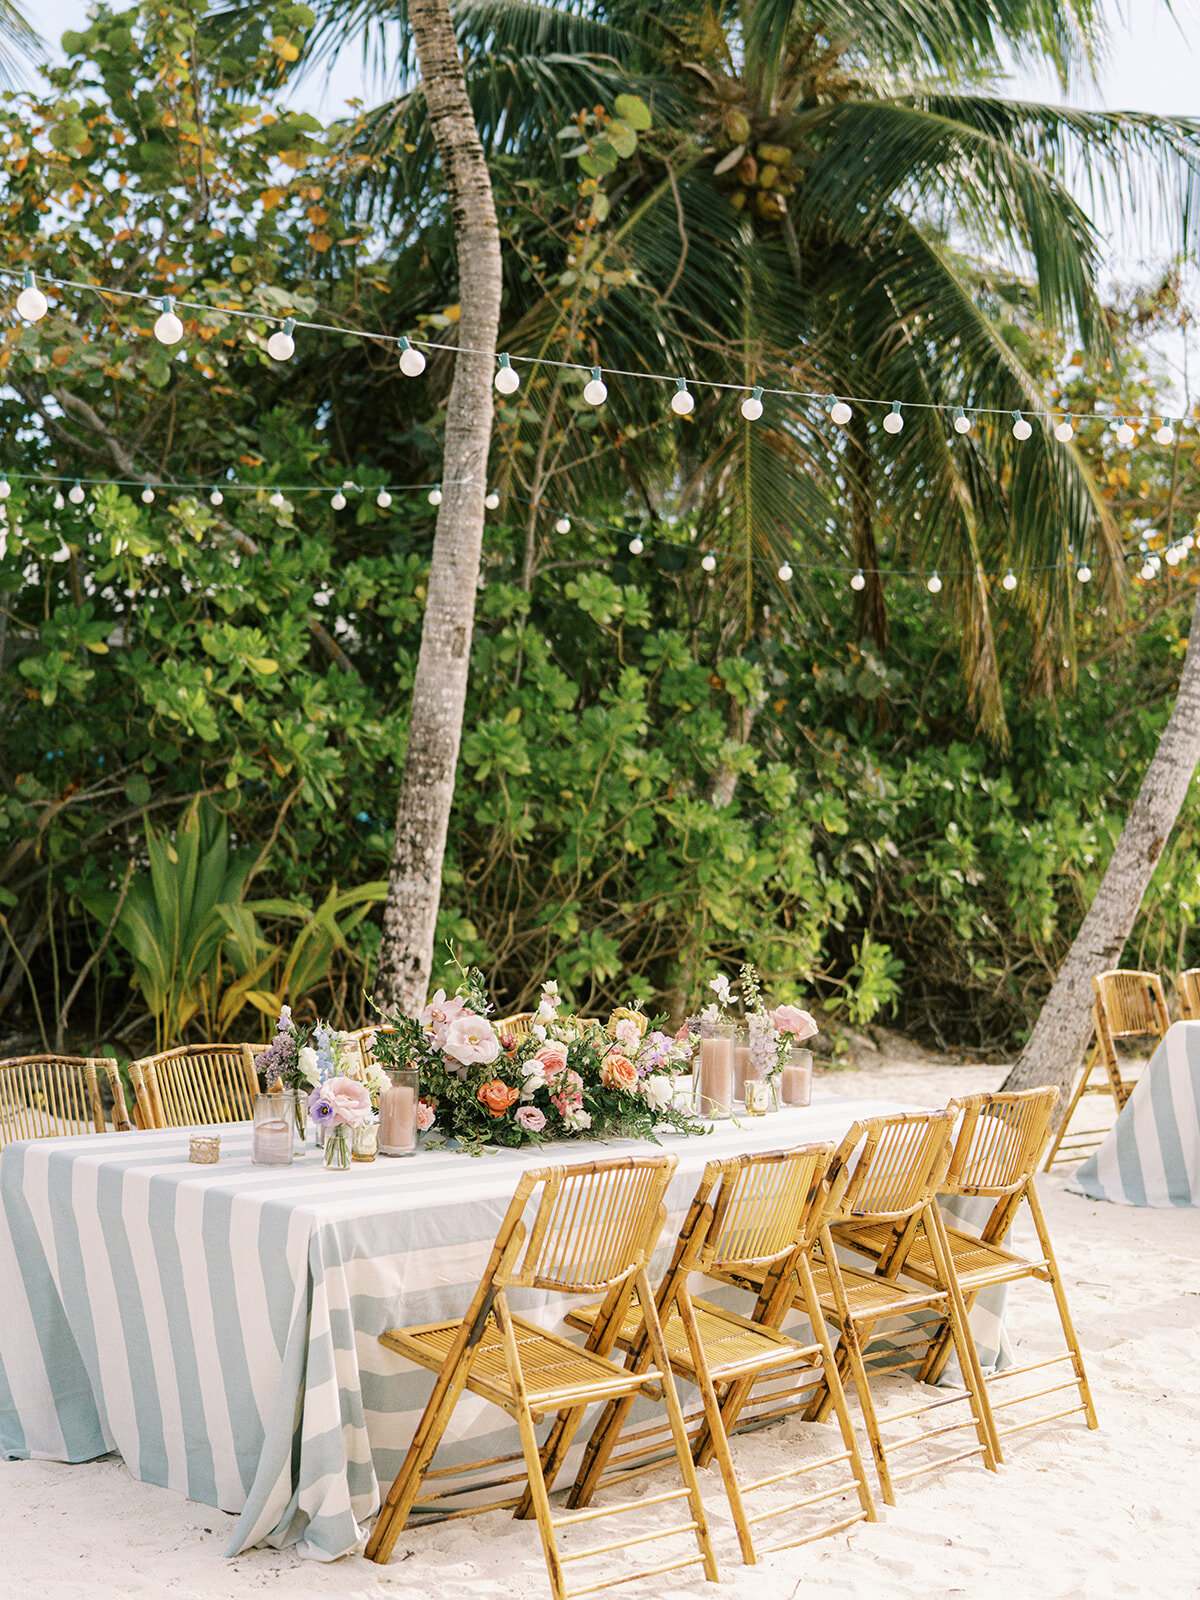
[252,1117,293,1166]
[699,1036,733,1119]
[734,1043,754,1100]
[780,1049,813,1107]
[379,1083,416,1155]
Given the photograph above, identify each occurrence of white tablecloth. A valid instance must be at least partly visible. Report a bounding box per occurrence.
[0,1092,1007,1559]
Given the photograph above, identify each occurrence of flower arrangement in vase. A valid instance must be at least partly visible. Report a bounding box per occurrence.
[256,1009,388,1159]
[701,965,819,1112]
[371,970,700,1152]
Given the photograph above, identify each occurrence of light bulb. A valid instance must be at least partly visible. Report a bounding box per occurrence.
[484,490,500,509]
[210,489,224,506]
[701,552,716,572]
[153,297,184,346]
[428,487,443,506]
[377,489,392,508]
[267,319,296,361]
[1166,545,1183,565]
[671,380,694,416]
[1002,569,1017,591]
[1115,419,1136,445]
[68,481,84,504]
[1140,561,1155,580]
[399,338,426,377]
[269,490,285,508]
[850,568,866,591]
[883,404,904,435]
[1077,564,1092,583]
[831,400,852,426]
[16,272,47,322]
[1012,412,1032,441]
[53,491,65,510]
[583,367,607,405]
[1054,419,1074,443]
[778,561,793,581]
[1155,422,1176,446]
[629,536,644,555]
[927,571,942,593]
[953,409,971,435]
[741,387,764,422]
[494,354,520,394]
[141,486,155,504]
[331,491,346,510]
[555,516,571,534]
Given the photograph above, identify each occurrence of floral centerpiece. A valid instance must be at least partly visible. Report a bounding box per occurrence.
[372,970,701,1151]
[702,965,819,1093]
[256,1009,389,1161]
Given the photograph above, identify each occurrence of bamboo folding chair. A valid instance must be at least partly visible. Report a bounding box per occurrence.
[366,1154,719,1599]
[127,1043,260,1128]
[555,1145,876,1563]
[705,1110,997,1506]
[0,1054,133,1145]
[847,1090,1097,1455]
[1177,968,1200,1021]
[1044,969,1169,1169]
[495,1012,536,1040]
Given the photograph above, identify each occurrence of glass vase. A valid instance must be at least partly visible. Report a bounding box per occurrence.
[351,1121,379,1162]
[379,1066,419,1157]
[252,1092,295,1166]
[293,1089,308,1155]
[694,1020,734,1120]
[780,1046,813,1107]
[323,1125,351,1170]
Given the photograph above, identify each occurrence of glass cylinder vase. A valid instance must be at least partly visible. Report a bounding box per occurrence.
[694,1020,735,1120]
[780,1046,813,1107]
[378,1066,419,1157]
[323,1124,351,1170]
[252,1092,295,1166]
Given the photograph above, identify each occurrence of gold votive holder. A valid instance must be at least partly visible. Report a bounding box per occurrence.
[189,1132,220,1164]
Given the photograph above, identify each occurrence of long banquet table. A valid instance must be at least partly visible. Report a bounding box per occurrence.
[0,1092,1009,1561]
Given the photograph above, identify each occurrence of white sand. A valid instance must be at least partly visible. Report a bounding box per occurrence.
[5,1058,1198,1600]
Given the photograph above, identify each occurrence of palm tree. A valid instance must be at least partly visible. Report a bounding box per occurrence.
[297,0,1200,738]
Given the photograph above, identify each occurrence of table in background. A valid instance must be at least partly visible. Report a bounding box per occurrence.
[1069,1020,1200,1207]
[0,1094,1008,1561]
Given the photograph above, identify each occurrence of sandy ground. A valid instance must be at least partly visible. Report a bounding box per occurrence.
[4,1057,1198,1600]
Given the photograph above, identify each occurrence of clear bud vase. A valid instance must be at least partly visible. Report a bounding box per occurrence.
[323,1124,351,1170]
[695,1020,734,1120]
[780,1046,813,1107]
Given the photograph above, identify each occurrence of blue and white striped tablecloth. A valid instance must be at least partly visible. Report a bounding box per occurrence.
[0,1093,1007,1561]
[1069,1020,1200,1207]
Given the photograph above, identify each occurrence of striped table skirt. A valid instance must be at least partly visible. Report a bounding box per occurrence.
[1069,1020,1200,1207]
[0,1092,1007,1560]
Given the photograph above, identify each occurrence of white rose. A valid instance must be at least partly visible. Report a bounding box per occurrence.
[642,1074,674,1112]
[532,1023,548,1041]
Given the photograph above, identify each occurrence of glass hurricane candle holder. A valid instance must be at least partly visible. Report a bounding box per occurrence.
[252,1093,295,1166]
[189,1132,220,1164]
[694,1020,734,1120]
[744,1078,774,1116]
[780,1046,813,1107]
[378,1066,419,1157]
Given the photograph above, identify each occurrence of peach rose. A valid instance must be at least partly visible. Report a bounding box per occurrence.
[477,1079,520,1117]
[601,1051,639,1092]
[534,1040,570,1079]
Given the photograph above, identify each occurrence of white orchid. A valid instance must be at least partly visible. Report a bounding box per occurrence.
[709,974,734,1007]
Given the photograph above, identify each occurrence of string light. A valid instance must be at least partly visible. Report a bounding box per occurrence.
[670,379,694,417]
[850,568,866,591]
[927,570,942,593]
[267,318,296,362]
[331,489,347,509]
[953,408,971,435]
[1140,559,1156,580]
[16,271,47,322]
[398,337,426,377]
[140,486,155,504]
[1054,418,1075,442]
[210,488,224,506]
[376,489,392,508]
[883,402,904,435]
[269,490,285,508]
[741,387,764,422]
[778,561,793,581]
[1002,569,1017,591]
[830,400,852,426]
[494,353,520,395]
[1115,417,1136,445]
[1012,411,1033,441]
[583,367,608,405]
[628,535,644,555]
[555,516,571,534]
[428,486,443,506]
[1155,420,1176,446]
[1166,543,1184,565]
[701,551,716,572]
[1077,563,1092,582]
[484,490,500,509]
[68,480,84,504]
[153,296,184,346]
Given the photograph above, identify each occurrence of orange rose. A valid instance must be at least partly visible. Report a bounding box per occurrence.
[477,1079,520,1117]
[601,1051,639,1092]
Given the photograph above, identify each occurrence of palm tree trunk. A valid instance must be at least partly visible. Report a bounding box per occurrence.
[1001,581,1200,1123]
[373,0,502,1013]
[847,412,887,652]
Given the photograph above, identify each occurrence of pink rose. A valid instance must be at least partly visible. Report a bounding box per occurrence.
[769,1005,818,1041]
[534,1040,570,1079]
[515,1105,546,1134]
[416,1100,437,1133]
[613,1018,641,1050]
[320,1075,373,1128]
[444,1013,501,1066]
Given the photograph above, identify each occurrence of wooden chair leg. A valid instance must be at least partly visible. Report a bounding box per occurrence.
[1024,1185,1099,1430]
[794,1253,878,1525]
[925,1207,1000,1470]
[494,1297,570,1600]
[672,1289,757,1565]
[1043,1048,1096,1170]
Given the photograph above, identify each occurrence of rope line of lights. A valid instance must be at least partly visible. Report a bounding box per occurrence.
[3,268,1190,446]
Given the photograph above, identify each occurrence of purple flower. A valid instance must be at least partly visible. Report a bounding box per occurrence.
[515,1105,546,1134]
[307,1090,337,1126]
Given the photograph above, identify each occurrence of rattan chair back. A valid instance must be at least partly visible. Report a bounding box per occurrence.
[0,1054,133,1144]
[1093,968,1169,1039]
[129,1043,259,1128]
[507,1155,673,1293]
[944,1088,1059,1197]
[1178,968,1200,1021]
[494,1012,535,1038]
[696,1144,837,1274]
[833,1108,957,1224]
